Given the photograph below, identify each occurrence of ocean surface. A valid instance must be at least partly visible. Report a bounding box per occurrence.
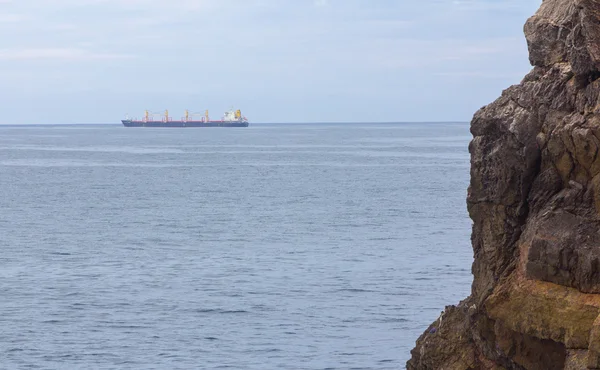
[0,122,473,369]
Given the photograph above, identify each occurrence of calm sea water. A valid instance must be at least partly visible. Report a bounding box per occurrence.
[0,122,473,369]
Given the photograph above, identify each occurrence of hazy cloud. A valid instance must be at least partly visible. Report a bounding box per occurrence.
[0,48,133,61]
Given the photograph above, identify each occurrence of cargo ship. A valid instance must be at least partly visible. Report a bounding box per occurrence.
[121,108,249,127]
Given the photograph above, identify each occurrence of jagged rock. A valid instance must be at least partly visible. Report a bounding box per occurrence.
[408,304,480,369]
[408,0,600,368]
[525,0,600,76]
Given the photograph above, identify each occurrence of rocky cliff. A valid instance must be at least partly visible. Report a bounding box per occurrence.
[407,0,600,369]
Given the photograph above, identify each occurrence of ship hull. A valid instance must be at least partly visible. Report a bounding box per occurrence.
[122,120,249,128]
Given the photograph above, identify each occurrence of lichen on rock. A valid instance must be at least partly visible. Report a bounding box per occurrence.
[407,0,600,369]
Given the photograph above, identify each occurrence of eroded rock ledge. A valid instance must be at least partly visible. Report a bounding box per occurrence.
[408,0,600,368]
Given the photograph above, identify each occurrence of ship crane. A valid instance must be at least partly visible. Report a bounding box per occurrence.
[186,110,209,122]
[142,110,170,122]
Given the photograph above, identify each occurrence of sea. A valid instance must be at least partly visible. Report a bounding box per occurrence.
[0,122,473,369]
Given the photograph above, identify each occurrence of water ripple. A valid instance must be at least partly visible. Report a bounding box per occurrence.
[0,122,473,369]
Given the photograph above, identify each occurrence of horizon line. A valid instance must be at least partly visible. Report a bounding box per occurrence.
[0,121,471,126]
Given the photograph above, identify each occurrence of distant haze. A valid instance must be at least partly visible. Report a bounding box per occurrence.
[0,0,541,124]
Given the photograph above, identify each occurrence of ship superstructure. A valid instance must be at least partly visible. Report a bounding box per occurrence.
[122,108,249,127]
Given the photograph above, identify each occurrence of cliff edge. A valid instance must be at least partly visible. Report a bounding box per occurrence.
[408,0,600,369]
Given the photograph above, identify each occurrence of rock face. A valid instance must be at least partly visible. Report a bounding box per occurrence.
[407,0,600,369]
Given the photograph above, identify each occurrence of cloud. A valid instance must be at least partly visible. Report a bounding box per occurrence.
[0,13,28,22]
[434,71,523,79]
[451,0,541,9]
[0,48,133,61]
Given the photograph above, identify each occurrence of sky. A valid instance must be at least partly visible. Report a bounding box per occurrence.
[0,0,542,124]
